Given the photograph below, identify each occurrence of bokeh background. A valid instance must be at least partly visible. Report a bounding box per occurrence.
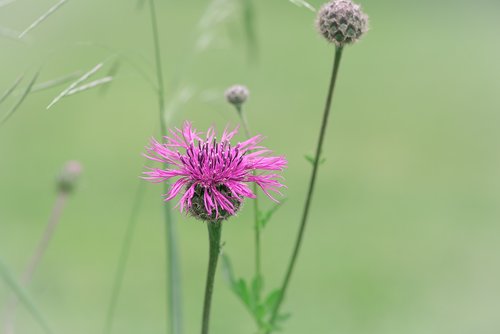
[1,0,500,333]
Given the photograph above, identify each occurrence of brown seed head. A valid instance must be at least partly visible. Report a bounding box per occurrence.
[316,0,369,46]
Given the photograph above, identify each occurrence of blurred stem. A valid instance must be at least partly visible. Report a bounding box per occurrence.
[103,176,147,334]
[235,105,262,292]
[201,222,223,334]
[2,190,68,334]
[148,1,183,334]
[266,46,344,333]
[0,259,54,334]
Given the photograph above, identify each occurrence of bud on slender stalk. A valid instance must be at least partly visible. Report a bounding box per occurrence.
[56,161,83,193]
[224,85,249,108]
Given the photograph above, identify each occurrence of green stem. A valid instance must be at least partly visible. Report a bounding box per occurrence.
[3,191,68,334]
[235,105,262,285]
[103,177,146,334]
[148,1,183,334]
[0,259,54,334]
[201,222,223,334]
[266,46,344,332]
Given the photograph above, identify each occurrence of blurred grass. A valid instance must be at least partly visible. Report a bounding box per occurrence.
[1,0,500,333]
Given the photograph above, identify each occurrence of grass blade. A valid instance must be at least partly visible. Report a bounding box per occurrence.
[99,60,120,95]
[46,62,103,109]
[0,259,54,334]
[148,1,183,333]
[0,75,24,106]
[66,77,113,96]
[0,27,25,42]
[32,71,83,93]
[288,0,316,12]
[0,71,39,127]
[0,0,17,8]
[19,0,68,39]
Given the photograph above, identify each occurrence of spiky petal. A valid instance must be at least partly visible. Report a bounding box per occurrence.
[143,121,287,222]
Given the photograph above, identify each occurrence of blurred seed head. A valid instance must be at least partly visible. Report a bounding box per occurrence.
[316,0,368,47]
[57,160,83,193]
[224,84,249,108]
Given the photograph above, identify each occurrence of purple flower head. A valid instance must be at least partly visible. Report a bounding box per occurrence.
[143,121,287,222]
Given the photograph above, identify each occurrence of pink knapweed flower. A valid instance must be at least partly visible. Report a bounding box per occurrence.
[143,121,287,222]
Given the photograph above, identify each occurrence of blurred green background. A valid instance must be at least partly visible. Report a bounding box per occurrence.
[1,0,500,333]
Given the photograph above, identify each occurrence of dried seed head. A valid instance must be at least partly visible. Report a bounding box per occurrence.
[188,184,242,222]
[57,161,83,193]
[316,0,368,47]
[225,85,249,107]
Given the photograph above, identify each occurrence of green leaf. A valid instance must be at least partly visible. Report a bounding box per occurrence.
[221,254,252,308]
[258,199,287,229]
[263,289,282,315]
[250,274,263,310]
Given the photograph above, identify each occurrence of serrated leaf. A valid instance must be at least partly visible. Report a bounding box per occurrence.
[263,289,282,315]
[250,274,263,312]
[258,199,287,229]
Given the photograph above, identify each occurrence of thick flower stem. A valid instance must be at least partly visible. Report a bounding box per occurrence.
[201,222,223,334]
[148,1,183,334]
[236,105,262,287]
[266,46,344,332]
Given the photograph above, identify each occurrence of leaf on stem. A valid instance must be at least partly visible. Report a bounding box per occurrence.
[305,153,326,166]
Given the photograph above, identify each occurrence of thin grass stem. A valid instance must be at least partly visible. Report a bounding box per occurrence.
[265,46,344,333]
[235,105,262,288]
[0,191,68,334]
[148,1,183,334]
[0,259,54,334]
[0,71,39,127]
[0,75,24,106]
[103,175,147,334]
